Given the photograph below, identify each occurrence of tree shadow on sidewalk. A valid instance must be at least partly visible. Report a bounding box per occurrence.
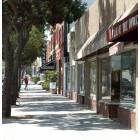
[2,88,130,131]
[3,93,129,131]
[2,112,129,131]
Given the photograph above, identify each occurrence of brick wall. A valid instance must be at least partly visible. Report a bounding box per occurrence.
[97,101,108,117]
[69,91,77,102]
[97,101,119,118]
[77,95,85,104]
[85,97,97,111]
[118,107,136,129]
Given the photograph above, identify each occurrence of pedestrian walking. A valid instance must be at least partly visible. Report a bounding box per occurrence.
[23,75,29,90]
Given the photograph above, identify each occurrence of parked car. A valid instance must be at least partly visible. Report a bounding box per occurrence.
[37,80,45,85]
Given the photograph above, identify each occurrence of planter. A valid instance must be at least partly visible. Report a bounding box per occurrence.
[50,82,57,94]
[50,89,57,94]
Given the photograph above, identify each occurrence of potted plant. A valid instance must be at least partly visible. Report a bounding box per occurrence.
[44,71,58,94]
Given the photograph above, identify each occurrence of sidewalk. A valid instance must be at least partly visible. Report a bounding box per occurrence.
[2,85,138,140]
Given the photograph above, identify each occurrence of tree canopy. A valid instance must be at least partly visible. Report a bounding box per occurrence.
[3,0,87,31]
[21,26,44,66]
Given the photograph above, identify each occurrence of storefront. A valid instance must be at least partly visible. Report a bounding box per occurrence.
[98,45,137,129]
[110,43,137,129]
[68,64,77,101]
[110,45,136,105]
[97,3,138,129]
[87,59,97,111]
[77,61,85,104]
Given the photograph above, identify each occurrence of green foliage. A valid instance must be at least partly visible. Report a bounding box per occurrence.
[9,32,18,47]
[32,76,40,84]
[45,0,87,26]
[64,0,87,23]
[3,0,87,30]
[42,82,49,90]
[26,66,32,76]
[21,26,44,66]
[45,71,58,83]
[43,71,58,90]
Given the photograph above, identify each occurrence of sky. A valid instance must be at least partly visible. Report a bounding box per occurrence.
[83,0,96,8]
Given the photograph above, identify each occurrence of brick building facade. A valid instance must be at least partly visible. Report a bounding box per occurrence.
[46,23,64,94]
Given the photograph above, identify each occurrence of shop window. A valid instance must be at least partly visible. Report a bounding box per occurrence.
[71,66,76,91]
[101,58,110,100]
[78,63,85,94]
[120,51,136,105]
[111,55,121,102]
[90,61,97,95]
[66,67,70,92]
[111,70,120,102]
[111,55,121,71]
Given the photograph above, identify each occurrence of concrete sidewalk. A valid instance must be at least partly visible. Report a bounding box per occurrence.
[2,85,138,140]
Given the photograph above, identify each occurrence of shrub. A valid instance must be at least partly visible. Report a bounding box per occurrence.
[45,71,58,83]
[42,71,58,90]
[32,76,40,84]
[42,82,49,90]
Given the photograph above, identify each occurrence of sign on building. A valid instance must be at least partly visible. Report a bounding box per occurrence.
[107,11,138,42]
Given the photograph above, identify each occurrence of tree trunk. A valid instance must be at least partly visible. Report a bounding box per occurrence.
[11,29,29,105]
[2,14,30,116]
[11,65,19,105]
[2,35,14,117]
[11,57,22,105]
[11,49,23,105]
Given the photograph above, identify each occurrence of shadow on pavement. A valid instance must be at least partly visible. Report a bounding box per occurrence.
[3,112,129,131]
[2,88,129,131]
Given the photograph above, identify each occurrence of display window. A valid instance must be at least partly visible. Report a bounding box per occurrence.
[78,63,85,95]
[111,70,120,101]
[66,67,70,92]
[71,66,76,91]
[100,58,110,100]
[110,55,121,101]
[110,50,136,106]
[90,61,97,95]
[120,51,136,105]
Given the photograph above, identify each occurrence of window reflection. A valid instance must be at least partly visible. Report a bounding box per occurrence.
[90,61,96,95]
[120,51,136,104]
[101,58,110,99]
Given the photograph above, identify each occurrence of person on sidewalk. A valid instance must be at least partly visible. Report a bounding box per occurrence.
[23,75,29,90]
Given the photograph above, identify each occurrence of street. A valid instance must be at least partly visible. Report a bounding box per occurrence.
[2,85,137,140]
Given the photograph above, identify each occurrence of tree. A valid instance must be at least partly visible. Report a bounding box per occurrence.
[2,0,87,117]
[13,26,44,102]
[45,0,87,26]
[19,26,44,90]
[21,26,44,66]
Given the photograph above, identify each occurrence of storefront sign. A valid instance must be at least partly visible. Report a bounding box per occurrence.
[46,65,56,70]
[107,11,138,42]
[40,64,56,71]
[109,42,124,56]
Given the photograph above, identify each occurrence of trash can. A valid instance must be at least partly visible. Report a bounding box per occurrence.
[50,82,57,94]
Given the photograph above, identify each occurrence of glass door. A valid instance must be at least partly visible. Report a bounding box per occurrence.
[111,70,120,101]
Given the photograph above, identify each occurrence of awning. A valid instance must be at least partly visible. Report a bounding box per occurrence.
[109,42,124,56]
[76,33,97,60]
[107,3,138,42]
[40,61,56,71]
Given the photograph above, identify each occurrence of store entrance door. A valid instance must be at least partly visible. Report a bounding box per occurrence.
[111,70,120,101]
